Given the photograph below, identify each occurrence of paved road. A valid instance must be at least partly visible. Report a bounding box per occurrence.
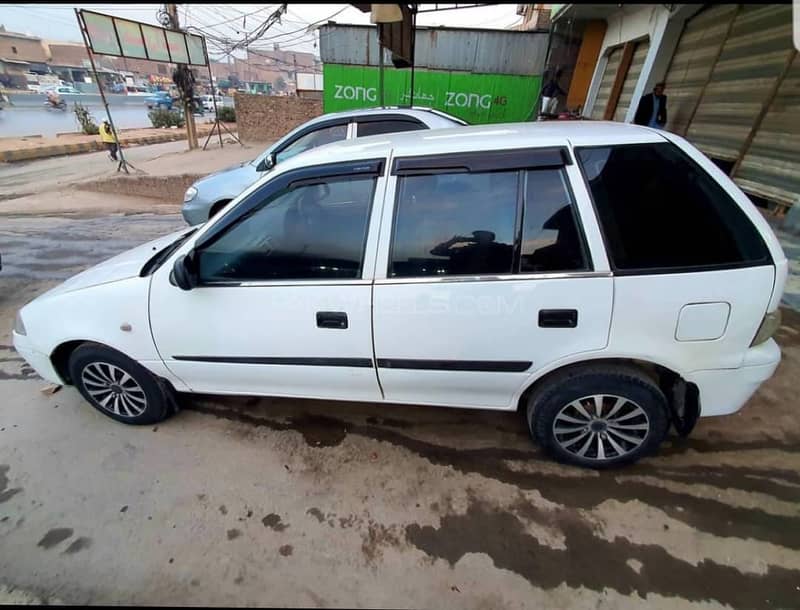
[0,140,192,200]
[1,93,233,138]
[1,212,799,607]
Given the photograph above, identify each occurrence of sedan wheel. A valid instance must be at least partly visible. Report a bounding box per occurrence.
[552,394,649,462]
[80,361,148,419]
[527,365,669,468]
[68,342,171,425]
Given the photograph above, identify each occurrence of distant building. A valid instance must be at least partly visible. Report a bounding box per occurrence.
[0,27,51,87]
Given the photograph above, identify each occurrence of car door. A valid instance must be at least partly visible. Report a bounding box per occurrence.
[371,147,614,409]
[149,158,386,401]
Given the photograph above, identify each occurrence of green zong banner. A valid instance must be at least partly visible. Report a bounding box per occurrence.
[323,64,541,124]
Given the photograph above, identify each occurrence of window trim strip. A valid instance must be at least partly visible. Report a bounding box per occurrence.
[391,146,571,176]
[375,271,612,285]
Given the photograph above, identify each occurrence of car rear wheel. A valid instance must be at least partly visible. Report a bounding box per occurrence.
[527,364,669,468]
[68,343,171,425]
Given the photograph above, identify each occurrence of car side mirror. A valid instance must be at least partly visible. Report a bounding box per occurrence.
[257,153,276,172]
[170,252,197,291]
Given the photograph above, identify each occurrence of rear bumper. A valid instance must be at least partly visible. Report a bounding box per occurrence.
[687,339,781,417]
[12,331,64,385]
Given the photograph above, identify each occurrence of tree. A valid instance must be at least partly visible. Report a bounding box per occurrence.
[274,76,286,92]
[228,74,242,89]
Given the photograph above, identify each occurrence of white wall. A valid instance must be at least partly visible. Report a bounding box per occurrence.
[583,4,687,119]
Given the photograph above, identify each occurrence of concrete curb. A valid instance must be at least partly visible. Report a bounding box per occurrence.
[0,125,230,163]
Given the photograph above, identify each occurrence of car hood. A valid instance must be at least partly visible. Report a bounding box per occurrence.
[38,228,192,299]
[197,160,255,184]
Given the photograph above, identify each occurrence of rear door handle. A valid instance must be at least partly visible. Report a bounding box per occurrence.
[316,311,348,329]
[538,309,578,328]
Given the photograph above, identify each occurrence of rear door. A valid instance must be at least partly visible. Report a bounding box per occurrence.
[371,148,613,409]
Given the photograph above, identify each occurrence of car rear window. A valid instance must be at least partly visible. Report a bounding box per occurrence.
[577,142,770,273]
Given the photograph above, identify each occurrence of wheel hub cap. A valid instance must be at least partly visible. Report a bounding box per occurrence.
[81,362,147,418]
[552,394,650,461]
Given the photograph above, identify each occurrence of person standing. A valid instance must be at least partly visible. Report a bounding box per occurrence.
[634,82,668,129]
[99,118,118,162]
[541,69,566,116]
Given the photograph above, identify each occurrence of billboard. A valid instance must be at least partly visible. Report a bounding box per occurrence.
[79,9,207,66]
[323,64,541,124]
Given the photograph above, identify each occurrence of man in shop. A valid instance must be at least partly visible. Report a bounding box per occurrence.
[540,69,566,116]
[634,82,668,129]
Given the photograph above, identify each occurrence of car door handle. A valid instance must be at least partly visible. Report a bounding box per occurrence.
[316,311,348,329]
[538,309,578,328]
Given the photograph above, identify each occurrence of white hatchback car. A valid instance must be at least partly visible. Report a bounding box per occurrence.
[13,122,787,468]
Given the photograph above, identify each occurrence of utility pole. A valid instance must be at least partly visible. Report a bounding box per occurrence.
[165,2,198,149]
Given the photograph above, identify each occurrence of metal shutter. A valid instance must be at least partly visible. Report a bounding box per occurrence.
[662,4,738,135]
[686,4,794,161]
[590,45,622,119]
[733,53,800,208]
[613,39,650,122]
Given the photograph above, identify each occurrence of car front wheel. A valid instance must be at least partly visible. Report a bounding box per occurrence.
[527,364,669,468]
[68,343,171,425]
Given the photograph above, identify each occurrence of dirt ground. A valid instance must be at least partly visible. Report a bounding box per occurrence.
[1,212,799,608]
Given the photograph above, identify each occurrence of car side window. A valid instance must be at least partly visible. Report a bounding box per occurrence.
[520,169,587,273]
[577,143,770,271]
[357,120,425,138]
[389,171,518,277]
[275,124,348,164]
[197,175,377,282]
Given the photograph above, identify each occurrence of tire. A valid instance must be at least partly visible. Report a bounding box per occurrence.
[527,364,669,469]
[68,342,170,425]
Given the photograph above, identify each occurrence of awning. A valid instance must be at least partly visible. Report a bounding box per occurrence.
[0,57,30,66]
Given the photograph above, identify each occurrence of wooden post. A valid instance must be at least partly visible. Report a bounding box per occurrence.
[166,3,198,150]
[603,41,635,121]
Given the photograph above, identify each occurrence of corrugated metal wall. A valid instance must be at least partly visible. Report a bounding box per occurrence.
[686,4,794,161]
[733,53,799,206]
[319,24,548,76]
[662,4,738,135]
[590,45,622,119]
[613,39,650,122]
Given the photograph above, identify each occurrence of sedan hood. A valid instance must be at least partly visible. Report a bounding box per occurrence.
[39,228,193,299]
[197,160,255,184]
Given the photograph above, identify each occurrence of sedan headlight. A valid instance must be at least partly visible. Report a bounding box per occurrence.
[184,186,198,203]
[14,311,26,336]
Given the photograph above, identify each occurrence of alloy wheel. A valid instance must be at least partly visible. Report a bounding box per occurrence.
[552,394,650,461]
[80,361,148,418]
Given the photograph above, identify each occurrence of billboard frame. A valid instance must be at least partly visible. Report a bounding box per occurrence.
[78,8,209,67]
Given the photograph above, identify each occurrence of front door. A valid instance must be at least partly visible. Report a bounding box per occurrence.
[149,160,385,402]
[371,150,613,409]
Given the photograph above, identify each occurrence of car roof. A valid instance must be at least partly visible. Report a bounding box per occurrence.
[268,121,667,178]
[303,106,464,128]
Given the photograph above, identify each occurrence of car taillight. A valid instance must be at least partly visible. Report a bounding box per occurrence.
[751,309,782,347]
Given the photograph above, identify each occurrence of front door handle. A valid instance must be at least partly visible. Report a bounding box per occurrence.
[316,311,348,329]
[539,309,578,328]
